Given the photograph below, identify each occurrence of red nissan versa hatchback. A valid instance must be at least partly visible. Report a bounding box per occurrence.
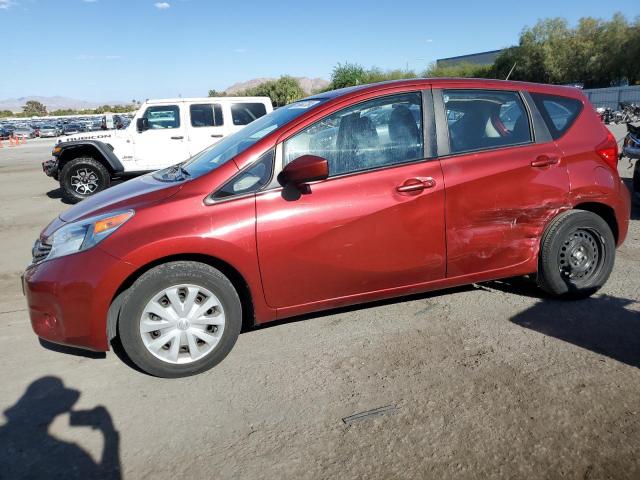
[24,79,630,377]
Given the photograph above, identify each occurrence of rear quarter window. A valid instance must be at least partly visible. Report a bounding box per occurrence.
[530,93,583,140]
[231,103,268,126]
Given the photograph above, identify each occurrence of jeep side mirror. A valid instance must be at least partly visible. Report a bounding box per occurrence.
[136,118,149,132]
[279,155,329,186]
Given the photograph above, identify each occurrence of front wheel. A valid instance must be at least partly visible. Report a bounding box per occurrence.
[118,261,242,378]
[537,210,615,298]
[60,157,110,203]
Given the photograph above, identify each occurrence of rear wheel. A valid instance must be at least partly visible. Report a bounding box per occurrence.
[60,156,110,203]
[118,261,242,378]
[633,160,640,199]
[537,210,615,298]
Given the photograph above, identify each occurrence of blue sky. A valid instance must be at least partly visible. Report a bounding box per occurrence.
[0,0,638,102]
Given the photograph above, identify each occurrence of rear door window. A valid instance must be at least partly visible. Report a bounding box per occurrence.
[190,104,223,127]
[231,103,268,125]
[443,90,532,154]
[530,93,583,140]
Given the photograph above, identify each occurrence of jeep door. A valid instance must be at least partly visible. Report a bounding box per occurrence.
[187,102,227,156]
[133,103,190,170]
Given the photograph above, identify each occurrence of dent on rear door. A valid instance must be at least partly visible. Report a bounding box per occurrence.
[435,88,569,277]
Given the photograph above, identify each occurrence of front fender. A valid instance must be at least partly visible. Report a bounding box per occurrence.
[56,140,124,174]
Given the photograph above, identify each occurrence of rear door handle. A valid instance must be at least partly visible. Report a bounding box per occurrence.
[531,155,560,168]
[396,177,436,193]
[170,136,184,140]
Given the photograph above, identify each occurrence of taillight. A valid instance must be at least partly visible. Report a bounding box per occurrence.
[595,131,619,170]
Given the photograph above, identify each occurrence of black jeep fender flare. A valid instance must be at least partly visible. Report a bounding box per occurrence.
[55,140,124,175]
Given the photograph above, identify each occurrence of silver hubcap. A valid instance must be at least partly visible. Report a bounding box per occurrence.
[140,284,225,364]
[70,167,99,195]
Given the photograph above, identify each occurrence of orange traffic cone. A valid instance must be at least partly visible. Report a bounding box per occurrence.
[9,136,15,147]
[21,135,26,145]
[0,138,3,148]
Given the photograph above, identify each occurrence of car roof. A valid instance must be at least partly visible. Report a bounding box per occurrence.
[304,78,584,102]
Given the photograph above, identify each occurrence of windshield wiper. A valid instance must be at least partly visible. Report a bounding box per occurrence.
[154,163,190,182]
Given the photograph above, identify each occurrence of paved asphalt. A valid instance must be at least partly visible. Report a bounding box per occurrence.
[0,127,638,479]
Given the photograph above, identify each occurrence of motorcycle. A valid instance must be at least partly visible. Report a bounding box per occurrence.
[620,122,640,199]
[596,106,614,124]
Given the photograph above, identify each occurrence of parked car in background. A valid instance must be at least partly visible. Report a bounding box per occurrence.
[39,125,59,138]
[0,126,14,139]
[25,79,630,377]
[43,96,273,202]
[62,123,83,135]
[13,126,36,139]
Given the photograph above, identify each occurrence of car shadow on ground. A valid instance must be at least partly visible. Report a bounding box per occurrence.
[45,187,74,205]
[505,285,640,369]
[39,338,106,359]
[0,376,121,479]
[246,284,480,333]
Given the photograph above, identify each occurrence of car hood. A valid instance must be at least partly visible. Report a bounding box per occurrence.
[57,174,183,224]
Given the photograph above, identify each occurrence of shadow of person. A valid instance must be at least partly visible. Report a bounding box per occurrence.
[510,294,640,369]
[0,376,121,479]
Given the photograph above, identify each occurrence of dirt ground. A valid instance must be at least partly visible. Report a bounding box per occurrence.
[0,127,638,479]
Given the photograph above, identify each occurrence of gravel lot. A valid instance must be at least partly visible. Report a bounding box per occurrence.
[0,128,639,479]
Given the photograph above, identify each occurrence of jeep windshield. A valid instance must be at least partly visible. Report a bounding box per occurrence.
[173,99,327,179]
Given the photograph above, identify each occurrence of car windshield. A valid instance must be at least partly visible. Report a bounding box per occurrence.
[179,99,327,179]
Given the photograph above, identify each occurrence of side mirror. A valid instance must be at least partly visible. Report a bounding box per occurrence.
[136,118,149,132]
[279,155,329,186]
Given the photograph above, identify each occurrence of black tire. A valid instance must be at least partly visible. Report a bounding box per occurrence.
[60,156,110,203]
[633,160,640,198]
[118,261,242,378]
[537,210,615,298]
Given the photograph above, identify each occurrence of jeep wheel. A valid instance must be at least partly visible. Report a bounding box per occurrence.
[60,157,110,203]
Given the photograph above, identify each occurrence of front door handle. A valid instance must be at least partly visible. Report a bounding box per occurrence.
[531,155,560,168]
[396,177,436,193]
[210,134,223,138]
[170,136,184,140]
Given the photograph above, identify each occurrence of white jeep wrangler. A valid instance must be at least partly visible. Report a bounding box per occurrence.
[43,97,273,202]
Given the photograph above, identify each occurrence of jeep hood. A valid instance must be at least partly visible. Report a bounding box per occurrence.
[58,174,183,224]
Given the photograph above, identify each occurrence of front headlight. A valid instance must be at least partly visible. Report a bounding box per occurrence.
[45,210,134,262]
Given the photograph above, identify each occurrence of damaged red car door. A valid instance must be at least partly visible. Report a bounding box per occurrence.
[437,88,568,277]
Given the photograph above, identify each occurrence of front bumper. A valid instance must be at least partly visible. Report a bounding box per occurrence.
[23,247,136,352]
[43,158,58,177]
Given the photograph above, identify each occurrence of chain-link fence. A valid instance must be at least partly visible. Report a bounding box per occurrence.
[583,86,640,110]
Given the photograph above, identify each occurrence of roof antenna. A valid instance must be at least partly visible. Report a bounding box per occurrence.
[505,62,517,81]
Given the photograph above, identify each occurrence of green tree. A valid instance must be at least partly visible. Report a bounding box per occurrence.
[208,89,228,97]
[327,63,418,90]
[424,61,493,78]
[0,110,14,118]
[329,62,367,88]
[22,100,48,117]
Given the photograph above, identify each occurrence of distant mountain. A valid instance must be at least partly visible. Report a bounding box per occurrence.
[0,96,129,113]
[225,77,329,95]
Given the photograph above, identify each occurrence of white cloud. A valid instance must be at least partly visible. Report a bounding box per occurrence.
[0,0,15,10]
[426,39,433,43]
[105,55,122,60]
[233,48,247,54]
[82,0,98,3]
[154,2,170,9]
